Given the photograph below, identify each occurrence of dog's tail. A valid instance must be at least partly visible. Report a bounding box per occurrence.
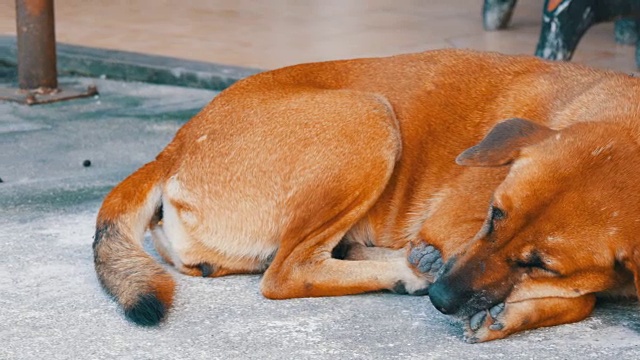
[93,159,174,326]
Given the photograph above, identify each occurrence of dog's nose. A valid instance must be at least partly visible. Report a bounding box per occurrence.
[428,280,461,315]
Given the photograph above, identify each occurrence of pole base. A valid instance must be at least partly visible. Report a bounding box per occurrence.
[0,84,98,105]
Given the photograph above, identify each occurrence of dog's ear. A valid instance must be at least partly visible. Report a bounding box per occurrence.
[456,118,557,167]
[618,249,640,299]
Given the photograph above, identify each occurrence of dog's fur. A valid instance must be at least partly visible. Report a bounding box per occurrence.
[93,49,640,341]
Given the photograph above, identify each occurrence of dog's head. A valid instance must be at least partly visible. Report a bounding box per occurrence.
[429,118,640,317]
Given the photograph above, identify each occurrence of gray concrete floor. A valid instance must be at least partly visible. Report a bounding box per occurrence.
[2,77,640,359]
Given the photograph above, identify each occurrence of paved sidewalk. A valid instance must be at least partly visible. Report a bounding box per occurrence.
[2,77,640,359]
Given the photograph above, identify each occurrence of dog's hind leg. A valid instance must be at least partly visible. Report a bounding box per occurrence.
[260,169,432,298]
[258,92,431,299]
[148,191,276,279]
[262,222,431,299]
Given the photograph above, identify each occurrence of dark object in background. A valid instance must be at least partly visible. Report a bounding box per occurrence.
[535,0,640,61]
[0,177,3,183]
[15,0,57,90]
[483,0,640,66]
[83,160,92,167]
[483,0,518,30]
[615,18,640,44]
[0,0,98,105]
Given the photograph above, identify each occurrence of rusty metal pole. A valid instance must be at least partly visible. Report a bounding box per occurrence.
[0,0,96,104]
[15,0,57,91]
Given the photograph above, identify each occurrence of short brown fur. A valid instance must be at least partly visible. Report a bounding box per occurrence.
[94,49,640,340]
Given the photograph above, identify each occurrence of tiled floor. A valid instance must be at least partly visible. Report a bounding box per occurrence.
[0,0,637,71]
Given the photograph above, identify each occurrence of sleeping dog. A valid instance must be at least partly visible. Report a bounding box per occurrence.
[93,49,640,342]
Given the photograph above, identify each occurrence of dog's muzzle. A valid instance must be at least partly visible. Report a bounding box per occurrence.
[429,281,459,314]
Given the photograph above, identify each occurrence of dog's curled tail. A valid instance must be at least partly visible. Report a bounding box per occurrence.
[93,160,174,326]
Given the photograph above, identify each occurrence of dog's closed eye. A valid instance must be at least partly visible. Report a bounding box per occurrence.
[491,206,506,222]
[514,251,561,276]
[485,205,506,236]
[515,255,545,269]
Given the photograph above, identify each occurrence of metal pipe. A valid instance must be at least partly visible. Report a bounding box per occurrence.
[15,0,57,90]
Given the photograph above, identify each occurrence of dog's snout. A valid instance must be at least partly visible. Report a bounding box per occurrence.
[428,257,471,315]
[428,280,461,314]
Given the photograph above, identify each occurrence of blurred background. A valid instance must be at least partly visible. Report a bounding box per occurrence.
[0,0,637,71]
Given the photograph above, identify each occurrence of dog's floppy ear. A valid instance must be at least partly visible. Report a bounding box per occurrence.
[456,118,557,167]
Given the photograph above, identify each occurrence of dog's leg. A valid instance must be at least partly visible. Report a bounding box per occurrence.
[150,212,272,278]
[342,243,405,261]
[247,91,434,299]
[463,294,596,343]
[181,258,267,278]
[262,254,430,299]
[261,183,430,298]
[168,233,270,278]
[258,117,430,298]
[260,183,432,298]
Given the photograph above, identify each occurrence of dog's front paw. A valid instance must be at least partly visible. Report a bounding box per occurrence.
[408,242,444,279]
[464,303,509,343]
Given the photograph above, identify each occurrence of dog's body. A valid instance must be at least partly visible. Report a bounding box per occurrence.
[94,49,640,341]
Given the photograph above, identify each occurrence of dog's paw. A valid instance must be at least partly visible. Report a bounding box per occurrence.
[391,258,432,296]
[464,303,508,343]
[391,279,430,296]
[182,262,217,277]
[408,242,444,278]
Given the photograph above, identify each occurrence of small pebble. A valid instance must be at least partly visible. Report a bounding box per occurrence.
[83,160,92,167]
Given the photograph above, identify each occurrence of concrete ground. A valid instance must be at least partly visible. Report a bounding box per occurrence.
[2,76,640,359]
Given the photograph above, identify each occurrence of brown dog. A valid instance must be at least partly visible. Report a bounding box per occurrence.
[93,49,640,342]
